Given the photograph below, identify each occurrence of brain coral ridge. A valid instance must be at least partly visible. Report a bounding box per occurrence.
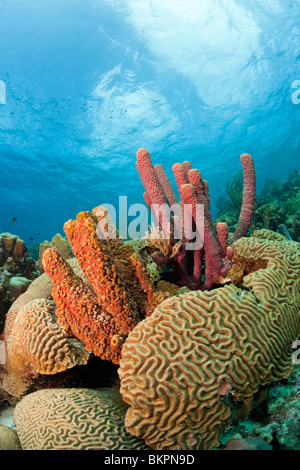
[13,388,150,450]
[118,230,300,450]
[3,259,89,397]
[42,209,164,364]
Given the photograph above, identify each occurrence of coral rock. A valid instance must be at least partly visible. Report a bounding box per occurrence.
[3,261,88,397]
[4,272,54,342]
[43,210,163,364]
[223,437,272,451]
[3,298,89,397]
[0,424,21,450]
[0,233,27,263]
[7,276,32,301]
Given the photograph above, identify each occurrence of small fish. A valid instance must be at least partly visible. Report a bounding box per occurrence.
[30,237,34,240]
[12,217,17,223]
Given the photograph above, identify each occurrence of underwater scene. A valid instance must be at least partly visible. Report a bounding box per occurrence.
[0,0,300,454]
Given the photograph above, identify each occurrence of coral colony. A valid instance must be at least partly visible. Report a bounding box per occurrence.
[136,148,256,290]
[1,148,300,451]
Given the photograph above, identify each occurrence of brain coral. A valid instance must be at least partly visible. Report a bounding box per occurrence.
[4,272,54,355]
[37,232,73,274]
[13,388,150,450]
[3,298,89,396]
[118,230,300,450]
[3,259,89,397]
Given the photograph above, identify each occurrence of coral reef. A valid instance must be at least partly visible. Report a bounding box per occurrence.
[247,363,300,450]
[223,437,272,450]
[0,232,39,332]
[118,230,300,450]
[2,263,91,397]
[13,388,150,450]
[3,298,89,397]
[136,148,256,290]
[1,207,165,399]
[219,362,300,450]
[7,276,32,301]
[124,237,162,284]
[42,208,165,364]
[255,393,300,449]
[216,167,300,242]
[0,152,297,451]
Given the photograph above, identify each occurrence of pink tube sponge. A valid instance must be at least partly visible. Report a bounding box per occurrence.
[136,148,256,291]
[216,222,229,259]
[136,148,170,236]
[231,153,256,243]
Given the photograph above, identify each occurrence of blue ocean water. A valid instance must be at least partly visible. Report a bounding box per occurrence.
[0,0,299,246]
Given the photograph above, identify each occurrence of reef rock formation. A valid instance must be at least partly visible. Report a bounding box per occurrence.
[136,148,256,290]
[42,208,165,364]
[119,230,300,450]
[2,259,90,397]
[0,424,21,450]
[0,232,39,331]
[13,388,150,450]
[253,364,300,450]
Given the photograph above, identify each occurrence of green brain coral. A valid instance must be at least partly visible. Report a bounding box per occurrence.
[118,230,300,450]
[13,388,151,450]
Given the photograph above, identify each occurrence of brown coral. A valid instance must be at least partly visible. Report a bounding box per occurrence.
[0,424,21,450]
[2,259,88,397]
[156,280,181,296]
[0,233,27,265]
[0,232,39,331]
[119,230,300,450]
[37,233,73,274]
[13,388,150,450]
[7,276,32,301]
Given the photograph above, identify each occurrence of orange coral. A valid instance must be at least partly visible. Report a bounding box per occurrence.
[92,206,165,316]
[43,210,163,364]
